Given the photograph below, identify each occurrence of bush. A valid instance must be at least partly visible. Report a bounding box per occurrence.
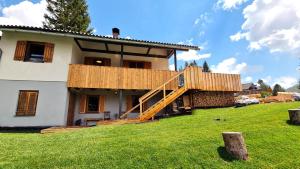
[261,91,271,98]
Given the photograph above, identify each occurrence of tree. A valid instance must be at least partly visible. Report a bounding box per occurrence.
[272,84,285,96]
[202,60,211,72]
[257,79,271,92]
[43,0,92,33]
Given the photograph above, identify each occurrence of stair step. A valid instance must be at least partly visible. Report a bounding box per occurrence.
[140,87,187,121]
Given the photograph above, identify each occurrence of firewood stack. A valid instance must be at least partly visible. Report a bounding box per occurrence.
[191,91,235,108]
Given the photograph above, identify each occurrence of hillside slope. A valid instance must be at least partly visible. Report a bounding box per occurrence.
[1,102,300,169]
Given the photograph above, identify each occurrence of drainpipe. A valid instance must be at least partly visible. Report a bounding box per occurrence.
[0,48,2,61]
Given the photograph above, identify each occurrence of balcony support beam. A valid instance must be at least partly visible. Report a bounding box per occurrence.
[118,45,124,117]
[174,49,177,71]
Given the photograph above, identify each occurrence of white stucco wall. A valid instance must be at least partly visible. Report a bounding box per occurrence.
[0,80,68,127]
[72,48,169,70]
[0,31,74,82]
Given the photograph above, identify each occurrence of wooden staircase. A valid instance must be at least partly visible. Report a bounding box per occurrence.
[139,87,187,121]
[121,69,187,122]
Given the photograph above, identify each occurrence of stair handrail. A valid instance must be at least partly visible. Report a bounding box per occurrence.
[120,104,140,119]
[139,71,184,102]
[139,70,185,117]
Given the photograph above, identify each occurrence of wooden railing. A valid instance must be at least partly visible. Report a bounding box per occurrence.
[184,66,242,92]
[120,66,242,119]
[67,64,179,90]
[121,70,184,119]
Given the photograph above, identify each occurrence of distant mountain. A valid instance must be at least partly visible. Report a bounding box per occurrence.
[287,84,300,93]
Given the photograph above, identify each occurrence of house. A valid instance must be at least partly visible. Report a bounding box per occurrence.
[240,83,261,95]
[0,25,242,127]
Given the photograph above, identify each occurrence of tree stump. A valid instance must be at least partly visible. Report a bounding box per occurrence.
[222,132,248,160]
[288,109,300,125]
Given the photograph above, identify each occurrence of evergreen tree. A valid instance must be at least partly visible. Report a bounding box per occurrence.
[257,79,271,91]
[272,84,285,96]
[190,60,197,66]
[202,60,211,72]
[43,0,92,33]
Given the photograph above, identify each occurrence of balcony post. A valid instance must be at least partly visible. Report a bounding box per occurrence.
[174,49,177,71]
[118,45,124,118]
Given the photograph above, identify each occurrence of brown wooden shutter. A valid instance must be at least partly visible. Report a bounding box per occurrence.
[126,95,132,111]
[27,92,38,116]
[16,91,27,116]
[144,62,152,69]
[14,41,27,61]
[43,43,55,62]
[99,96,105,113]
[79,95,87,113]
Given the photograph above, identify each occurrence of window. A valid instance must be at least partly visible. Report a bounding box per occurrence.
[16,90,39,116]
[14,41,54,63]
[80,95,105,113]
[129,61,144,68]
[123,60,151,69]
[87,95,99,112]
[25,42,45,63]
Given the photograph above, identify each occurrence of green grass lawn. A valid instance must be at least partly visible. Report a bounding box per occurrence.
[1,102,300,169]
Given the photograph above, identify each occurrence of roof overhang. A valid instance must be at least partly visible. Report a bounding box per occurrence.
[0,25,200,58]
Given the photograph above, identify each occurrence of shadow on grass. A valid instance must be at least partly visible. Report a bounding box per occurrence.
[286,120,300,126]
[217,146,237,162]
[0,127,42,133]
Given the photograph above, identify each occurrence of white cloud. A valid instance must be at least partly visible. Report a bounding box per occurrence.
[231,0,300,55]
[242,76,253,83]
[194,13,210,26]
[169,64,175,71]
[262,76,272,84]
[273,76,298,89]
[211,57,247,74]
[0,0,47,27]
[217,0,248,10]
[259,75,297,89]
[230,31,248,41]
[177,50,211,61]
[125,36,132,39]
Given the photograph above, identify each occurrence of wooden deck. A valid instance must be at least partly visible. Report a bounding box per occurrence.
[40,126,87,134]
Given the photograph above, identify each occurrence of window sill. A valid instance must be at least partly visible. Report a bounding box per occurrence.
[80,112,103,114]
[15,115,35,117]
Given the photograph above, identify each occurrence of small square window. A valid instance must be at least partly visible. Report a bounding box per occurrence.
[87,95,99,112]
[25,42,45,63]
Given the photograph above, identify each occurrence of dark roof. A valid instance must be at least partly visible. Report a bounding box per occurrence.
[0,25,200,51]
[242,83,254,90]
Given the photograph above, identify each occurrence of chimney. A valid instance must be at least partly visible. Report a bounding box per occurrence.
[112,28,120,38]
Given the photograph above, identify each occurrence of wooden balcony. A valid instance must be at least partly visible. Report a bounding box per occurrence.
[67,65,242,91]
[67,64,179,90]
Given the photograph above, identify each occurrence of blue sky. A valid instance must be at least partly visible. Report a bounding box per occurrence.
[0,0,299,88]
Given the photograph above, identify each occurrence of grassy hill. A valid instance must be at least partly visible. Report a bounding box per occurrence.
[1,102,300,169]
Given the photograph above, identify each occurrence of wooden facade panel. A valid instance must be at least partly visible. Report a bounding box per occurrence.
[183,66,242,92]
[67,65,178,90]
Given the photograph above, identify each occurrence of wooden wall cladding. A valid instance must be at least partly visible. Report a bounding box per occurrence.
[67,64,179,90]
[184,66,242,92]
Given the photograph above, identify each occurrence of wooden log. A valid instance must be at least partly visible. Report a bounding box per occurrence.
[288,109,300,125]
[192,91,235,108]
[222,132,248,160]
